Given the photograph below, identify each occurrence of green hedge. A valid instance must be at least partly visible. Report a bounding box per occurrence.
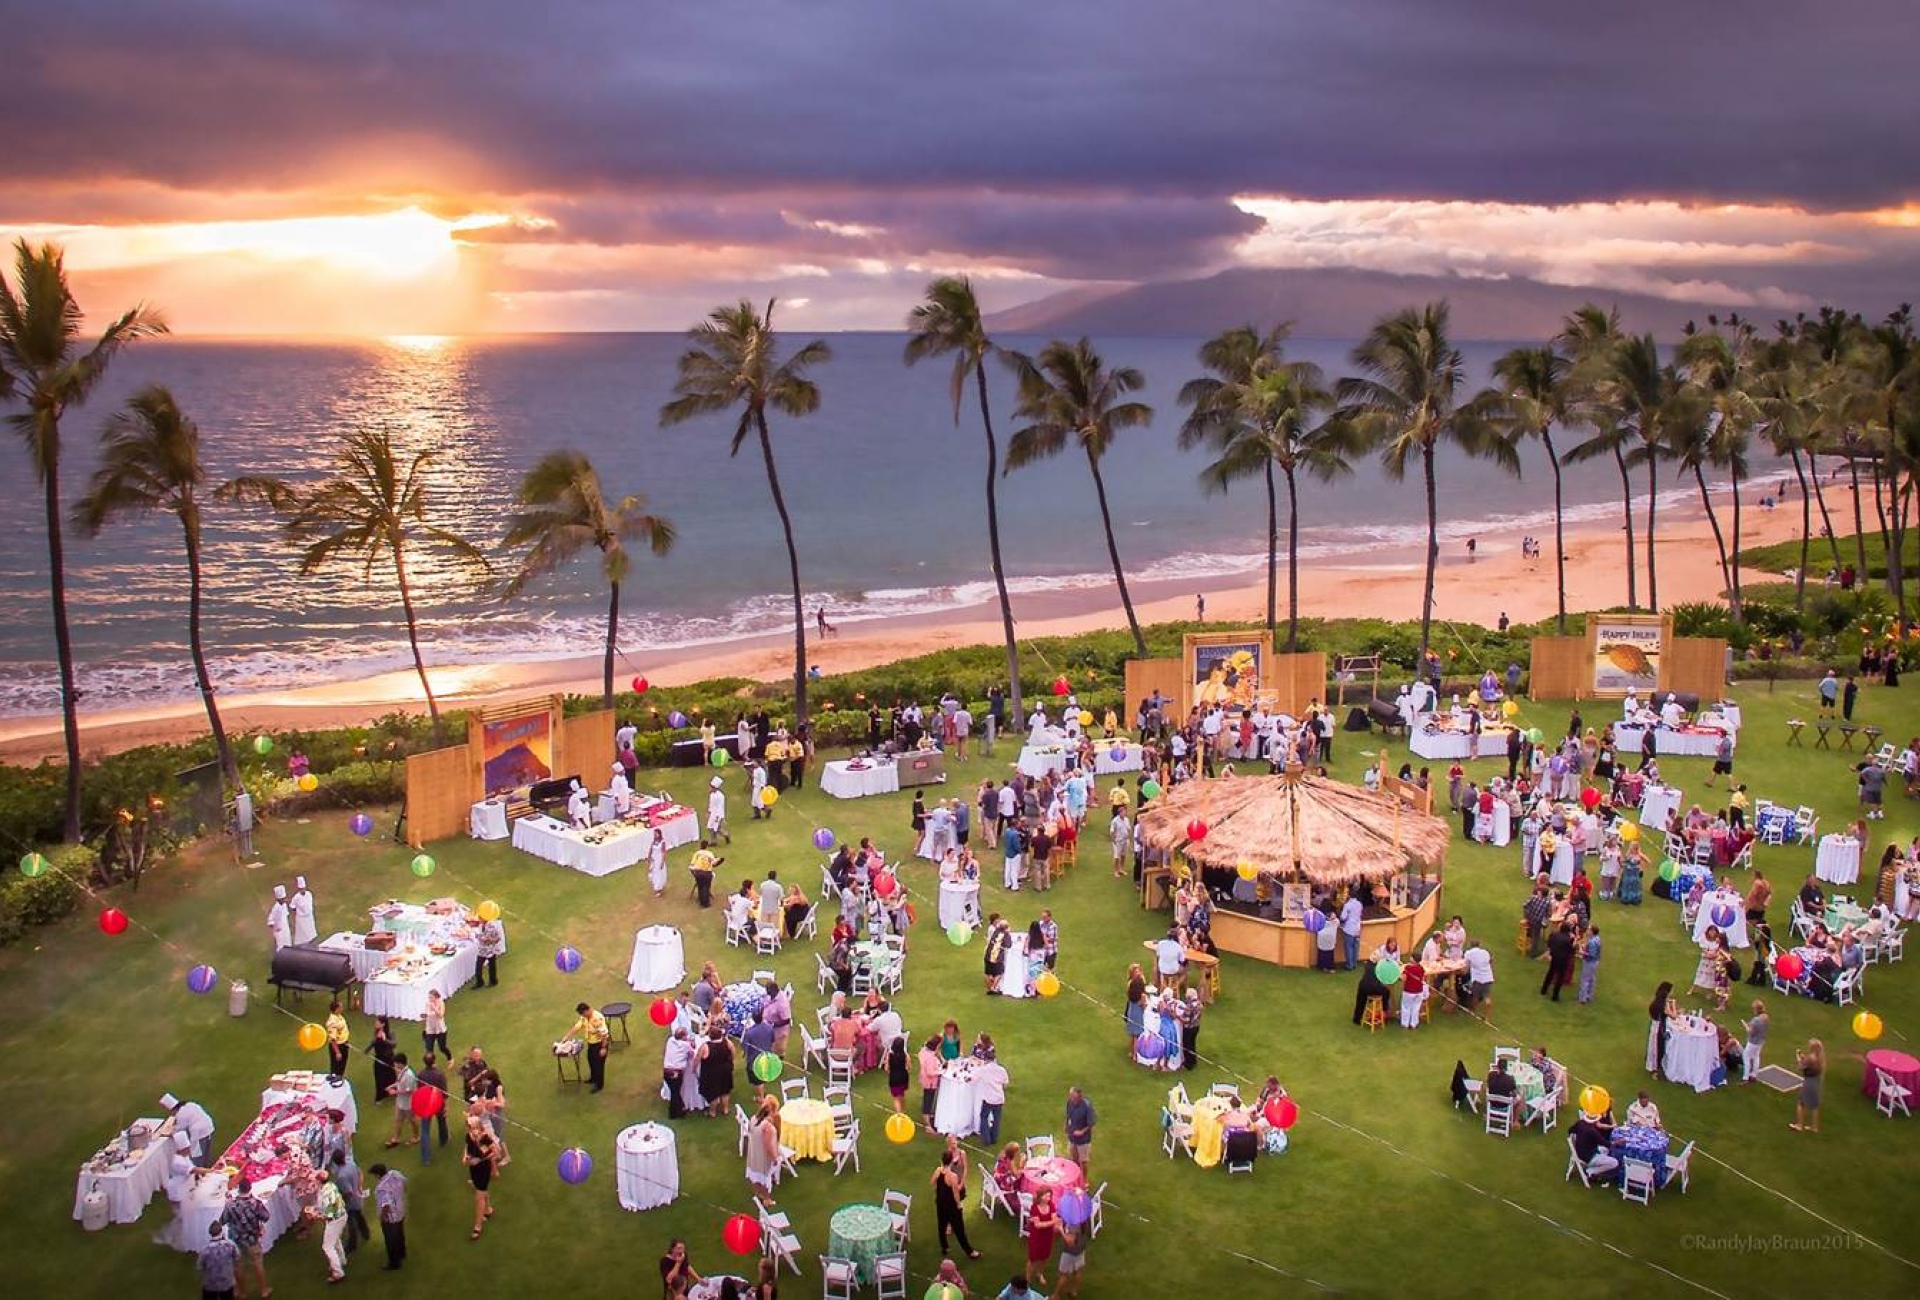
[0,845,91,946]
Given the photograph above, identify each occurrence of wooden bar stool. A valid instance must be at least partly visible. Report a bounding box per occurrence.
[601,1001,633,1045]
[1786,720,1805,746]
[1815,721,1833,749]
[1362,996,1387,1032]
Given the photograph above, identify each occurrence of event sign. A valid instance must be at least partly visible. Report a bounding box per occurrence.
[1590,617,1663,695]
[482,710,553,791]
[1186,635,1265,713]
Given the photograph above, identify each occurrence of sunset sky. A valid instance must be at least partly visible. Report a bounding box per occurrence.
[6,0,1917,334]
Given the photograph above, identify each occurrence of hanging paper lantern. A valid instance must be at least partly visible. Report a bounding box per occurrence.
[821,701,836,712]
[98,907,129,936]
[1502,700,1519,718]
[631,676,649,694]
[1235,861,1257,881]
[252,735,274,755]
[1110,745,1127,762]
[1657,858,1679,882]
[18,851,49,878]
[1051,676,1070,696]
[668,710,688,728]
[1035,971,1061,998]
[1301,909,1326,934]
[411,1085,445,1119]
[1135,1032,1167,1061]
[884,1113,916,1144]
[1853,1010,1884,1042]
[1526,727,1544,744]
[558,1147,594,1185]
[297,1023,326,1052]
[722,1213,762,1254]
[1577,1085,1612,1117]
[1773,952,1805,981]
[927,1285,964,1300]
[297,773,319,793]
[1375,958,1402,985]
[873,870,897,898]
[410,853,436,879]
[1710,903,1736,930]
[348,813,374,837]
[475,900,502,923]
[751,1052,784,1083]
[946,922,972,946]
[186,964,218,995]
[812,827,836,851]
[648,997,676,1027]
[1618,822,1640,843]
[1579,786,1601,811]
[554,945,584,974]
[1141,779,1160,800]
[1057,1188,1091,1227]
[1185,818,1209,843]
[711,749,730,768]
[1078,710,1094,727]
[760,787,779,808]
[1265,1097,1299,1130]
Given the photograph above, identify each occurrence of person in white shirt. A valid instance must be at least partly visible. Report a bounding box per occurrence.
[706,778,729,843]
[290,877,317,946]
[973,1055,1011,1145]
[1660,694,1684,729]
[1625,1091,1662,1129]
[162,1092,215,1162]
[648,834,668,897]
[997,781,1017,825]
[1464,940,1495,1010]
[1622,688,1640,718]
[757,873,783,928]
[267,885,292,951]
[1028,705,1049,742]
[749,762,770,820]
[725,887,754,937]
[566,780,591,829]
[607,762,632,816]
[615,720,638,753]
[952,706,972,760]
[1337,895,1364,970]
[1155,928,1187,992]
[1109,810,1131,879]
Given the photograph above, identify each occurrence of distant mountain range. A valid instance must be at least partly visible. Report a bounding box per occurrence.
[986,266,1740,340]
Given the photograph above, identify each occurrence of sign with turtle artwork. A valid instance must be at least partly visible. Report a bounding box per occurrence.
[1185,631,1271,713]
[1589,614,1667,695]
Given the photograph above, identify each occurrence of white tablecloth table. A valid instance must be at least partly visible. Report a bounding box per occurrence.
[512,814,652,876]
[469,799,509,840]
[261,1076,358,1136]
[1473,802,1512,846]
[633,798,700,851]
[168,1170,301,1255]
[1016,746,1071,779]
[1663,1019,1721,1093]
[363,948,478,1021]
[1544,841,1576,887]
[1095,743,1145,775]
[1409,726,1508,761]
[1692,890,1751,949]
[627,926,687,992]
[1703,704,1742,732]
[820,760,901,799]
[933,1059,986,1137]
[998,931,1030,998]
[1639,785,1683,835]
[1816,835,1862,885]
[616,1122,680,1211]
[1616,725,1729,758]
[73,1117,172,1224]
[938,880,981,928]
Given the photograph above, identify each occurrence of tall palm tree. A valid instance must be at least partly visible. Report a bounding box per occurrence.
[1178,325,1358,649]
[1598,333,1699,612]
[500,451,675,711]
[0,240,167,842]
[660,300,828,723]
[1678,320,1761,620]
[1753,332,1820,611]
[1482,344,1573,632]
[1846,306,1919,623]
[221,428,486,743]
[1004,339,1153,655]
[1557,304,1637,609]
[1338,302,1518,660]
[904,277,1022,721]
[74,386,238,791]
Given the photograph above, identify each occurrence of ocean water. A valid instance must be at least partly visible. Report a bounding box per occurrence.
[0,333,1743,716]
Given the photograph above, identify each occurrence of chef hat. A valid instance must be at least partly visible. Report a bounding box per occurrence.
[272,885,287,900]
[571,779,583,791]
[612,761,624,774]
[295,875,308,889]
[1666,693,1677,702]
[159,1092,180,1109]
[172,1131,191,1151]
[711,777,723,789]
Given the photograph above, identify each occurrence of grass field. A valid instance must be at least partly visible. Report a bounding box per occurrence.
[4,677,1919,1299]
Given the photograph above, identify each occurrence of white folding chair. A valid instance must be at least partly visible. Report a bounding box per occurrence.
[1877,1075,1913,1118]
[1668,1139,1694,1191]
[1458,1078,1483,1113]
[820,864,838,898]
[1015,1191,1035,1238]
[874,1251,908,1300]
[1161,1107,1195,1159]
[799,1022,829,1073]
[1025,1134,1057,1160]
[831,1119,862,1173]
[882,1189,911,1247]
[1621,1158,1656,1205]
[725,913,748,947]
[1884,926,1906,962]
[823,1083,854,1130]
[1209,1082,1240,1100]
[1526,1089,1559,1134]
[1492,1046,1522,1067]
[756,926,782,956]
[1793,807,1818,844]
[1874,743,1896,769]
[820,1255,858,1300]
[780,1078,810,1103]
[766,1226,802,1277]
[734,1103,753,1157]
[752,968,777,986]
[1168,1082,1194,1117]
[815,1005,836,1036]
[814,954,835,996]
[979,1169,1014,1219]
[798,903,820,940]
[775,1143,800,1184]
[1564,1135,1593,1187]
[1484,1094,1515,1137]
[1834,968,1861,1006]
[826,1049,856,1087]
[1089,1180,1106,1237]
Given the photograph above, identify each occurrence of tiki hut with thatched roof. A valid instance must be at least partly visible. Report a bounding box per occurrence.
[1136,772,1452,967]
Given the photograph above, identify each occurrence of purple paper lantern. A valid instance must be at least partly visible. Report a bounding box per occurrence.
[1135,1032,1166,1061]
[557,1147,593,1184]
[1110,745,1127,762]
[554,945,584,974]
[1710,903,1737,930]
[186,964,219,995]
[668,710,688,728]
[1057,1188,1091,1227]
[812,827,836,851]
[1302,908,1326,935]
[348,813,374,837]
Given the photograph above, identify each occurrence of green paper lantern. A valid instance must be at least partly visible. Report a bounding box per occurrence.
[1141,779,1161,800]
[711,749,730,768]
[946,922,972,946]
[1376,957,1402,985]
[1657,858,1679,882]
[18,852,49,879]
[252,735,274,755]
[411,853,437,878]
[750,1052,783,1083]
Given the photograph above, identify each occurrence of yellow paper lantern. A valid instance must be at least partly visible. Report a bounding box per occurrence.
[1501,700,1519,719]
[1618,822,1640,843]
[476,900,502,923]
[884,1113,915,1144]
[1235,861,1258,881]
[1078,710,1094,727]
[297,1023,326,1052]
[297,773,319,793]
[1577,1085,1611,1117]
[760,787,779,807]
[1035,971,1061,998]
[1853,1010,1884,1042]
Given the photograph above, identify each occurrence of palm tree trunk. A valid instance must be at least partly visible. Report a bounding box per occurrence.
[1690,461,1732,602]
[1809,451,1842,568]
[1645,450,1660,612]
[1419,442,1438,661]
[1262,457,1278,635]
[1614,443,1639,610]
[1729,460,1744,622]
[1849,453,1868,575]
[181,506,238,790]
[1086,448,1146,655]
[603,579,620,712]
[1543,427,1567,634]
[1790,448,1812,612]
[1284,466,1302,653]
[1885,401,1907,626]
[392,542,443,744]
[974,360,1022,722]
[754,409,809,723]
[43,431,84,843]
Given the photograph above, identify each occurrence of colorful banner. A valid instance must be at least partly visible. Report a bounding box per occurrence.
[1189,639,1263,712]
[481,710,552,792]
[1592,619,1663,694]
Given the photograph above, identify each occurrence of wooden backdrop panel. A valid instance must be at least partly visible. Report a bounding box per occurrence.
[1662,637,1728,701]
[1123,659,1186,717]
[560,709,616,780]
[405,744,473,847]
[1270,652,1328,717]
[1529,637,1588,701]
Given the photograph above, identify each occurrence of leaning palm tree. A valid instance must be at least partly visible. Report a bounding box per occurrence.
[0,240,167,842]
[660,300,828,723]
[1005,338,1154,655]
[904,277,1022,721]
[221,428,486,743]
[74,386,238,791]
[1338,302,1518,660]
[1599,334,1699,612]
[1752,332,1821,611]
[1481,344,1573,632]
[500,451,675,710]
[1677,320,1761,620]
[1557,304,1637,609]
[1845,306,1920,623]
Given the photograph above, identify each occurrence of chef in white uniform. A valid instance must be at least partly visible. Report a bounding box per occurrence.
[1660,693,1685,729]
[289,875,317,946]
[267,885,292,951]
[162,1092,215,1162]
[1027,705,1049,742]
[567,779,592,829]
[608,761,632,817]
[163,1130,198,1204]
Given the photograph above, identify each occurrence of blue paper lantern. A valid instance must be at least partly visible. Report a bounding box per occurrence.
[1057,1188,1091,1226]
[554,945,583,974]
[1110,745,1126,762]
[1710,903,1736,930]
[1302,908,1326,935]
[668,710,688,728]
[186,964,218,995]
[557,1147,593,1184]
[812,827,836,851]
[348,813,374,837]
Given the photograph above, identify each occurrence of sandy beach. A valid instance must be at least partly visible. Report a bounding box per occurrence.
[0,480,1831,765]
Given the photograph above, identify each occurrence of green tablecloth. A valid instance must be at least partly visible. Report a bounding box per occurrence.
[1507,1062,1546,1105]
[1826,902,1869,931]
[852,942,900,978]
[828,1202,895,1283]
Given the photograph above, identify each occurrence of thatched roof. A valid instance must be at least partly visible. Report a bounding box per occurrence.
[1135,773,1451,886]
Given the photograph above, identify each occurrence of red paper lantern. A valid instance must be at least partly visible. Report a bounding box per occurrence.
[1580,786,1601,811]
[873,870,897,898]
[722,1213,761,1255]
[411,1084,445,1118]
[98,907,129,936]
[1186,818,1209,843]
[648,996,676,1027]
[1051,676,1070,696]
[1265,1097,1299,1130]
[1773,952,1805,981]
[631,676,649,694]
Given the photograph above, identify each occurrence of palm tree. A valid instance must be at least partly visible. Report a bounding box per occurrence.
[1178,325,1358,649]
[1677,320,1761,621]
[1558,304,1638,609]
[1846,306,1919,623]
[904,277,1023,721]
[1598,334,1700,612]
[220,428,486,743]
[1752,332,1820,611]
[1482,345,1573,633]
[660,300,828,723]
[1004,339,1154,656]
[0,240,167,842]
[1338,302,1518,661]
[74,386,239,791]
[500,451,675,711]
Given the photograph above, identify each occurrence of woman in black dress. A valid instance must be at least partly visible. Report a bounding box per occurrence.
[911,791,927,837]
[1648,981,1675,1081]
[463,1114,497,1239]
[369,1016,396,1106]
[699,1026,735,1119]
[930,1148,980,1259]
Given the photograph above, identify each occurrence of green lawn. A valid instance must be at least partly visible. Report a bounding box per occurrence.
[5,678,1919,1299]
